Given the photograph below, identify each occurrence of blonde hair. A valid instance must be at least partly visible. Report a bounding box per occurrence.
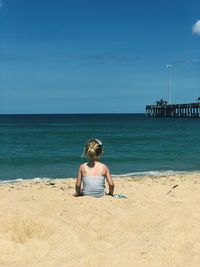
[84,139,103,160]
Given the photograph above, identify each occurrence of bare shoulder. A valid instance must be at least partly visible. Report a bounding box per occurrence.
[99,162,109,172]
[80,163,85,168]
[79,163,87,170]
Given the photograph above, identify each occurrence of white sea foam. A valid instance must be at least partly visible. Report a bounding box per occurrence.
[0,177,54,184]
[112,170,192,178]
[0,170,200,184]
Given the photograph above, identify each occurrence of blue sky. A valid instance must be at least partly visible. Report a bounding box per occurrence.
[0,0,200,114]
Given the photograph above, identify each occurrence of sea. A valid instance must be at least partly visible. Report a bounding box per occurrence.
[0,114,200,182]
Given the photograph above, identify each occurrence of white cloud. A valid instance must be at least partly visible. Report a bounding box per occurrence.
[192,20,200,35]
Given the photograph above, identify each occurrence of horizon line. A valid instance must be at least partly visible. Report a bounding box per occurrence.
[0,112,145,116]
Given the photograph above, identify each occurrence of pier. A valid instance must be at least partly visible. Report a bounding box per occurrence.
[146,99,200,118]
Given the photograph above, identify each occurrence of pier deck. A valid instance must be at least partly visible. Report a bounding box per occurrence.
[146,102,200,118]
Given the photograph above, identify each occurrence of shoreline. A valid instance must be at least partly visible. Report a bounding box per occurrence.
[0,172,200,266]
[1,169,200,184]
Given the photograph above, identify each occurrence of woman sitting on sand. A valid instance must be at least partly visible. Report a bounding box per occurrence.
[75,139,114,197]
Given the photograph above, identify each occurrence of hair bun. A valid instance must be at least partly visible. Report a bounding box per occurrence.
[84,139,103,159]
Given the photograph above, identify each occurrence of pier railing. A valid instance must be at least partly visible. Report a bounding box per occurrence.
[146,103,200,118]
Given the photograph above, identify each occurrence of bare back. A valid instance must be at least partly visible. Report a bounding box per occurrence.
[80,161,106,177]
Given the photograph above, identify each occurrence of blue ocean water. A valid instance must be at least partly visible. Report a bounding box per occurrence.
[0,114,200,181]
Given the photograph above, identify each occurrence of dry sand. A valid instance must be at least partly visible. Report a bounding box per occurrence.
[0,172,200,267]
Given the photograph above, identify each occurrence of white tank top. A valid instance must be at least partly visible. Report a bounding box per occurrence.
[82,175,105,198]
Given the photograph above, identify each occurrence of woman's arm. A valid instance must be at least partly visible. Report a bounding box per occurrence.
[105,166,114,196]
[75,165,82,196]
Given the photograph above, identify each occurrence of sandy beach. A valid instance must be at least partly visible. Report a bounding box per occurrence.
[0,172,200,267]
